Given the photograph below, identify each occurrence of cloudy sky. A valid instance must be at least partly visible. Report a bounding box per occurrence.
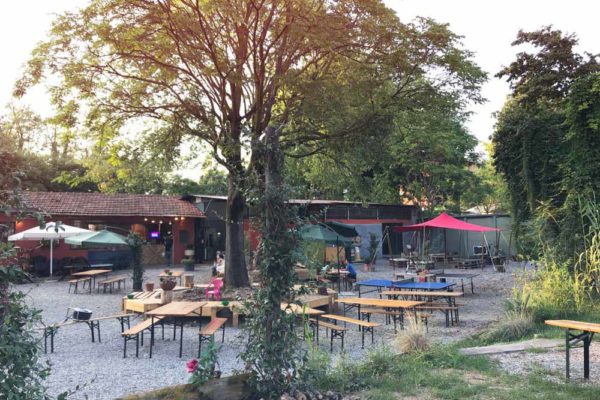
[1,0,599,145]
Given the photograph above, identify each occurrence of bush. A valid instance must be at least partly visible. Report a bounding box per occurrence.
[480,310,535,343]
[300,348,400,393]
[394,317,429,354]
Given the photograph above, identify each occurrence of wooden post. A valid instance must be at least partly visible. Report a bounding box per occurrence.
[183,274,194,288]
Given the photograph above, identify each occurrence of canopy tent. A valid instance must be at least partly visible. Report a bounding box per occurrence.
[299,224,354,245]
[324,221,359,239]
[65,230,129,247]
[299,223,355,292]
[392,212,499,233]
[392,213,500,263]
[8,222,92,277]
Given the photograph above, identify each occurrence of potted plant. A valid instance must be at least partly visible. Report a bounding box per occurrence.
[160,277,177,291]
[163,268,171,274]
[367,232,379,266]
[184,244,195,257]
[316,279,328,295]
[182,258,195,271]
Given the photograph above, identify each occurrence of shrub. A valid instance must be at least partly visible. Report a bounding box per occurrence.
[395,317,429,354]
[480,310,535,343]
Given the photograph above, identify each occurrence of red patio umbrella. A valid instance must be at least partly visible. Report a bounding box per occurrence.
[393,212,499,264]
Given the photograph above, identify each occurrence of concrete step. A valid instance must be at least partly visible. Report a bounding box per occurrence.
[460,338,563,356]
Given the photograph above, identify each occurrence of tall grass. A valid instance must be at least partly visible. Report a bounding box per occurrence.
[513,196,600,322]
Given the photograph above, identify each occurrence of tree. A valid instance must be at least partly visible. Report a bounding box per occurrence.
[493,27,600,256]
[19,0,484,289]
[461,142,510,214]
[0,103,43,151]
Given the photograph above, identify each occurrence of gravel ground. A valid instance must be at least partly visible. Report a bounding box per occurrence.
[17,261,520,399]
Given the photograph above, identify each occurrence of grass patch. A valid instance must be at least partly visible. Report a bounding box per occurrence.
[302,344,600,400]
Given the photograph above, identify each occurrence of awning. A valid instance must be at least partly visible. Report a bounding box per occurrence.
[65,230,129,247]
[324,221,359,238]
[299,223,354,245]
[393,212,499,233]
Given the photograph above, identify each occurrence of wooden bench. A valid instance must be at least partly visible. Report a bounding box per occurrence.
[545,320,600,380]
[309,318,348,352]
[122,316,164,358]
[198,317,227,356]
[43,313,134,353]
[321,314,380,350]
[68,277,91,294]
[97,275,127,293]
[416,305,458,327]
[359,308,405,333]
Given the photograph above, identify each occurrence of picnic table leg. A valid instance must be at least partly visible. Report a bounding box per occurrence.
[136,334,140,358]
[566,329,570,380]
[150,316,154,359]
[179,321,184,358]
[584,334,590,380]
[89,321,95,342]
[361,326,365,349]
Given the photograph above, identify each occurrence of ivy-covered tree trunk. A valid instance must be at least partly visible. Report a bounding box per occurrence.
[224,173,249,288]
[128,233,144,291]
[243,126,302,398]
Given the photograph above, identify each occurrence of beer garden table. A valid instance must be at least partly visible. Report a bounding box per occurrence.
[146,301,206,358]
[70,269,112,291]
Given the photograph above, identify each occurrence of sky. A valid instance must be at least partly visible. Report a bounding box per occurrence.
[1,0,599,147]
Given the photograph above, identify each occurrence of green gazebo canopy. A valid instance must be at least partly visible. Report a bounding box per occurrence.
[65,230,129,247]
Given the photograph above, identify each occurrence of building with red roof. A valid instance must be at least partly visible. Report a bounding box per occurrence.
[1,191,205,273]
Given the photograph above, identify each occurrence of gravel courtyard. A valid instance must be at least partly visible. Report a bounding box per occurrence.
[19,261,520,399]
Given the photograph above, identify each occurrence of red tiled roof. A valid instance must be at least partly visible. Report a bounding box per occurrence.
[22,192,204,218]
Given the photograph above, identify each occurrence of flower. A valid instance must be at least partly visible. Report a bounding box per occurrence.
[186,358,198,373]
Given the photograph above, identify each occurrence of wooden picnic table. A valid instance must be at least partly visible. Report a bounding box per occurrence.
[282,303,325,315]
[435,272,479,294]
[146,301,206,358]
[335,297,423,327]
[70,269,112,291]
[545,320,600,380]
[394,272,436,282]
[382,290,463,306]
[158,270,184,285]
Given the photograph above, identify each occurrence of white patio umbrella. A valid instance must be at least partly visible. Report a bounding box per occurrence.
[8,222,92,277]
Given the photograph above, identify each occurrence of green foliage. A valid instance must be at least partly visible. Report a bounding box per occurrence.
[394,317,429,354]
[367,232,379,263]
[494,27,600,256]
[0,288,52,400]
[127,233,145,291]
[0,214,54,399]
[478,298,536,343]
[187,341,219,390]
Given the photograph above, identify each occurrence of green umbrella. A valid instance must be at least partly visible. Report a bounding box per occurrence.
[324,221,359,239]
[300,223,353,292]
[65,230,129,247]
[299,224,353,245]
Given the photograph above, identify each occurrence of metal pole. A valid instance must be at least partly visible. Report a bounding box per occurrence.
[50,239,54,278]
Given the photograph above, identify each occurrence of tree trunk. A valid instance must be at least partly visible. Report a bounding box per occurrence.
[224,173,249,288]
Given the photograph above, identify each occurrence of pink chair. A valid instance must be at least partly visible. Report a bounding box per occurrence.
[205,278,223,300]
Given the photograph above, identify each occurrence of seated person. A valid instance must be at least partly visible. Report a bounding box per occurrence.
[343,260,357,280]
[347,263,357,280]
[212,253,225,277]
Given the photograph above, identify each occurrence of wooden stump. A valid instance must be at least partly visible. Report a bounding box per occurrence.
[160,289,173,304]
[183,274,194,288]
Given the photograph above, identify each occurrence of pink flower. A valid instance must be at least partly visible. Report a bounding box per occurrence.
[186,358,198,373]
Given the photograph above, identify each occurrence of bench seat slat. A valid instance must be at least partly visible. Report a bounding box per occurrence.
[122,317,164,336]
[199,318,227,336]
[321,314,380,328]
